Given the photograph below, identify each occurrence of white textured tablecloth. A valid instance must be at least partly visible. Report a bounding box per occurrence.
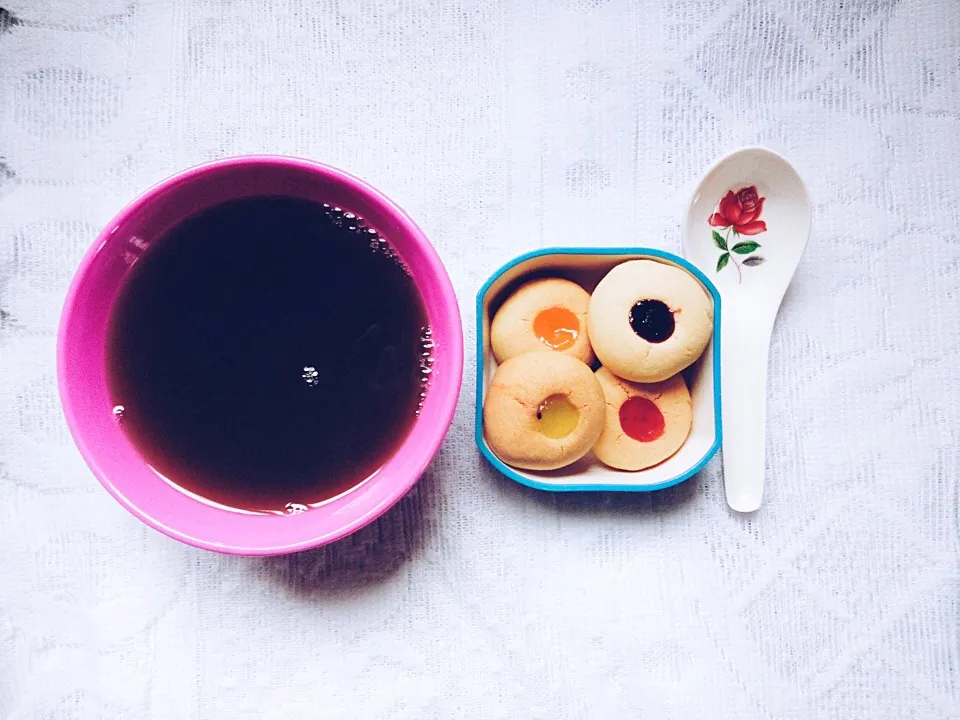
[1,0,959,717]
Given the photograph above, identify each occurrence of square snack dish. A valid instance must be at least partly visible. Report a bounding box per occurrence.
[476,248,722,492]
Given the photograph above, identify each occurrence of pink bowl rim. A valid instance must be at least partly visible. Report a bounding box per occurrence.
[57,155,464,555]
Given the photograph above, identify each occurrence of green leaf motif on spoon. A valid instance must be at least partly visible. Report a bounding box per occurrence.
[731,240,761,254]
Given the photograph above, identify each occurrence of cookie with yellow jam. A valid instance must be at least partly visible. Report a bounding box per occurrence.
[483,352,604,471]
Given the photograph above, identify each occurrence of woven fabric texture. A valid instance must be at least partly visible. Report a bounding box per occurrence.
[0,0,958,718]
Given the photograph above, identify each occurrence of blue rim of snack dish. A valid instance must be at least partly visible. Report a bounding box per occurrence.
[475,247,722,493]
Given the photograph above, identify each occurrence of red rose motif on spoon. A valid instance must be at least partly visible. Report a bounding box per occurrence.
[709,185,767,283]
[709,186,767,235]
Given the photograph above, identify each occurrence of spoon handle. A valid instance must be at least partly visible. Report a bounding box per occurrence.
[720,310,775,513]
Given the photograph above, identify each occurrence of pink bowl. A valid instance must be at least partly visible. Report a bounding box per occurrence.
[58,156,463,555]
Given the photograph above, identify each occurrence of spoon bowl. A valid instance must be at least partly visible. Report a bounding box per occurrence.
[682,147,811,512]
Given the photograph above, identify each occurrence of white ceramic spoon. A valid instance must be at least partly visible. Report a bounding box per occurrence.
[682,147,811,512]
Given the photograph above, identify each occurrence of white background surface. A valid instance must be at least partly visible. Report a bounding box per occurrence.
[1,1,958,718]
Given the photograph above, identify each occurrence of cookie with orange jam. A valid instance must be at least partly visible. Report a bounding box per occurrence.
[483,352,604,471]
[592,367,692,471]
[490,278,594,365]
